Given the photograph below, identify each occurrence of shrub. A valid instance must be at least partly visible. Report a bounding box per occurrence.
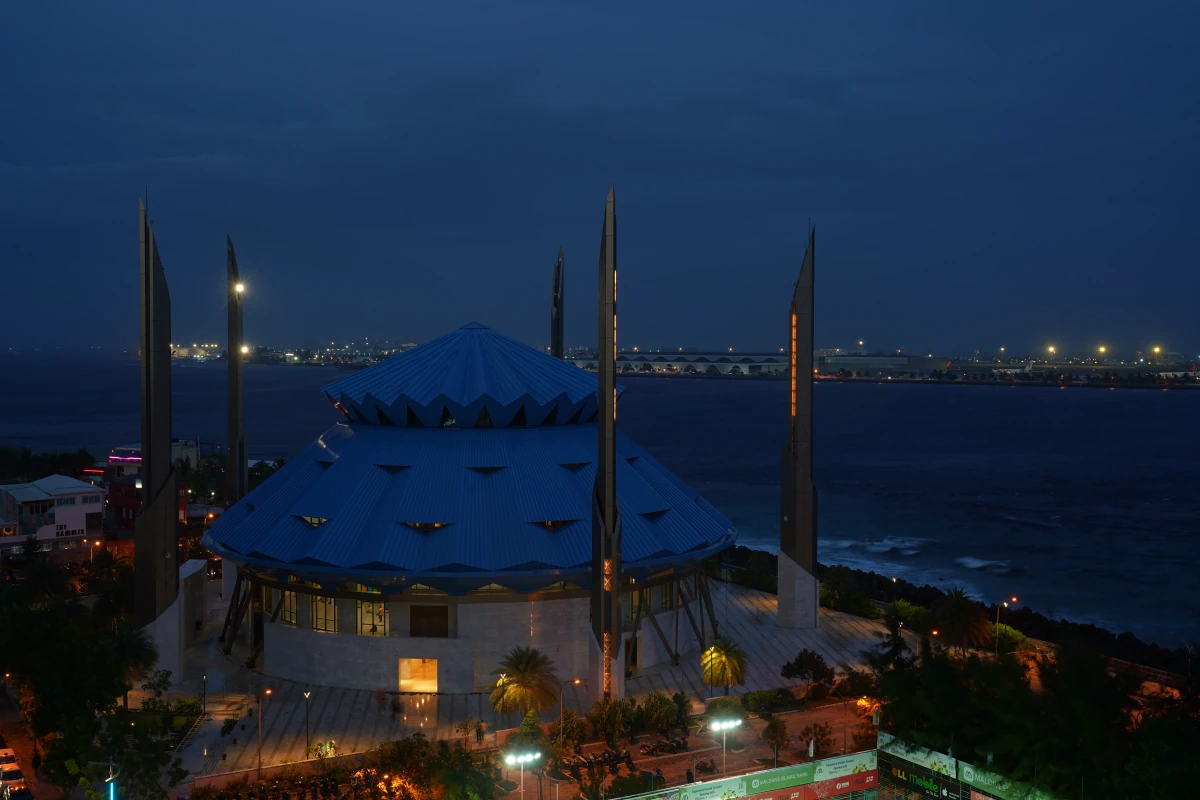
[743,689,793,714]
[705,696,745,722]
[175,698,203,716]
[891,600,935,634]
[991,622,1029,653]
[607,774,653,796]
[835,589,881,620]
[220,717,237,737]
[806,684,830,702]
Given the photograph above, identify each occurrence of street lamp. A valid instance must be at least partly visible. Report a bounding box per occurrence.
[710,719,741,774]
[504,751,541,799]
[241,345,250,355]
[995,602,1011,654]
[303,691,312,754]
[201,673,207,714]
[235,282,245,294]
[257,688,272,779]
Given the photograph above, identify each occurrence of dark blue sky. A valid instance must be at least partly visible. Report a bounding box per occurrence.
[2,2,1197,356]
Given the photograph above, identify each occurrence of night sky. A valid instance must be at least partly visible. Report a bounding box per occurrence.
[2,2,1197,356]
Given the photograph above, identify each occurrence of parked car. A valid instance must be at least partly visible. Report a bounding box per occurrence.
[0,750,16,766]
[0,763,27,794]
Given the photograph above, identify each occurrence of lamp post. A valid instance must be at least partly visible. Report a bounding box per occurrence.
[257,688,272,780]
[303,691,311,754]
[710,719,741,774]
[995,602,1009,655]
[504,751,541,800]
[201,673,207,714]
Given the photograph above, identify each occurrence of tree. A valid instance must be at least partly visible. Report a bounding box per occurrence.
[112,621,158,709]
[671,692,691,727]
[490,646,558,717]
[797,722,834,761]
[547,708,585,750]
[640,691,675,733]
[702,637,747,695]
[762,717,788,767]
[935,587,991,654]
[836,666,875,700]
[781,649,834,698]
[586,697,634,743]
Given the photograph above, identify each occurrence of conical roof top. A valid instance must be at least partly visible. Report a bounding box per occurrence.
[322,323,613,428]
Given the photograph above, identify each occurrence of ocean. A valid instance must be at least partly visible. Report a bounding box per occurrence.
[3,353,1197,645]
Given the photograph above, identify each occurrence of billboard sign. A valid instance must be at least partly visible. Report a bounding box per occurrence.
[880,751,961,799]
[877,732,956,776]
[958,761,1055,800]
[805,768,878,798]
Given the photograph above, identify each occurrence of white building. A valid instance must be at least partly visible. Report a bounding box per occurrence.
[0,474,105,556]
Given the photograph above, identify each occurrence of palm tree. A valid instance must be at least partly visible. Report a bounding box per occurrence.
[640,691,676,733]
[702,637,747,696]
[935,587,991,654]
[490,646,557,718]
[111,620,158,709]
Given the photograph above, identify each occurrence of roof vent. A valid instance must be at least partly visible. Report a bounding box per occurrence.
[467,466,505,475]
[533,520,577,531]
[559,462,590,472]
[403,522,450,532]
[299,516,329,528]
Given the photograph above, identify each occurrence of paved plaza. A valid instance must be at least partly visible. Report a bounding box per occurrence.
[173,579,906,780]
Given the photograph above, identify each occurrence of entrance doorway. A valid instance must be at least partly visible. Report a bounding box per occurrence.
[398,658,438,693]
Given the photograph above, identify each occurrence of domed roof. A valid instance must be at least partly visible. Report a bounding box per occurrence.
[322,323,617,428]
[202,422,736,593]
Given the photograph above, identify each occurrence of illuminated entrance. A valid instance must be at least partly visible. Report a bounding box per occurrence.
[398,658,438,693]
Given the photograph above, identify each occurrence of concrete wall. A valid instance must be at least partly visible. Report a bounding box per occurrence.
[260,588,713,694]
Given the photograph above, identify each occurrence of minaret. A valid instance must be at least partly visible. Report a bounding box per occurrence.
[591,186,624,699]
[226,236,247,506]
[551,246,565,358]
[135,198,179,628]
[778,227,819,629]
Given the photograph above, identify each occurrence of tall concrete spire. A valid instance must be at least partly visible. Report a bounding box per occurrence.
[550,246,565,358]
[226,236,247,506]
[135,198,179,627]
[778,227,819,629]
[591,186,624,699]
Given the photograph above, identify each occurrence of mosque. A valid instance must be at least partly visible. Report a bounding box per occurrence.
[199,188,819,701]
[203,328,737,696]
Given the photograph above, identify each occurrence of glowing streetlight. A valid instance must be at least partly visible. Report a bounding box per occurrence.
[503,751,541,799]
[241,345,250,355]
[1098,346,1107,354]
[711,718,742,773]
[234,282,245,293]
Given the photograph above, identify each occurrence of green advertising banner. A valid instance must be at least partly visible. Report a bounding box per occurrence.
[678,774,746,800]
[744,763,815,794]
[812,751,876,781]
[877,732,955,776]
[958,761,1056,800]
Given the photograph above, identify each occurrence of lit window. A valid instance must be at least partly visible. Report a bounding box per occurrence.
[356,584,389,636]
[280,589,297,625]
[311,594,338,632]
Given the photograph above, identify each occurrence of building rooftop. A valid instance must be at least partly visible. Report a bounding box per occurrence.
[207,323,736,592]
[204,424,734,592]
[322,322,622,428]
[1,474,101,502]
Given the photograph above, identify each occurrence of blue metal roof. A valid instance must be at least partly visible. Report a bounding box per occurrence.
[202,423,737,594]
[322,323,621,428]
